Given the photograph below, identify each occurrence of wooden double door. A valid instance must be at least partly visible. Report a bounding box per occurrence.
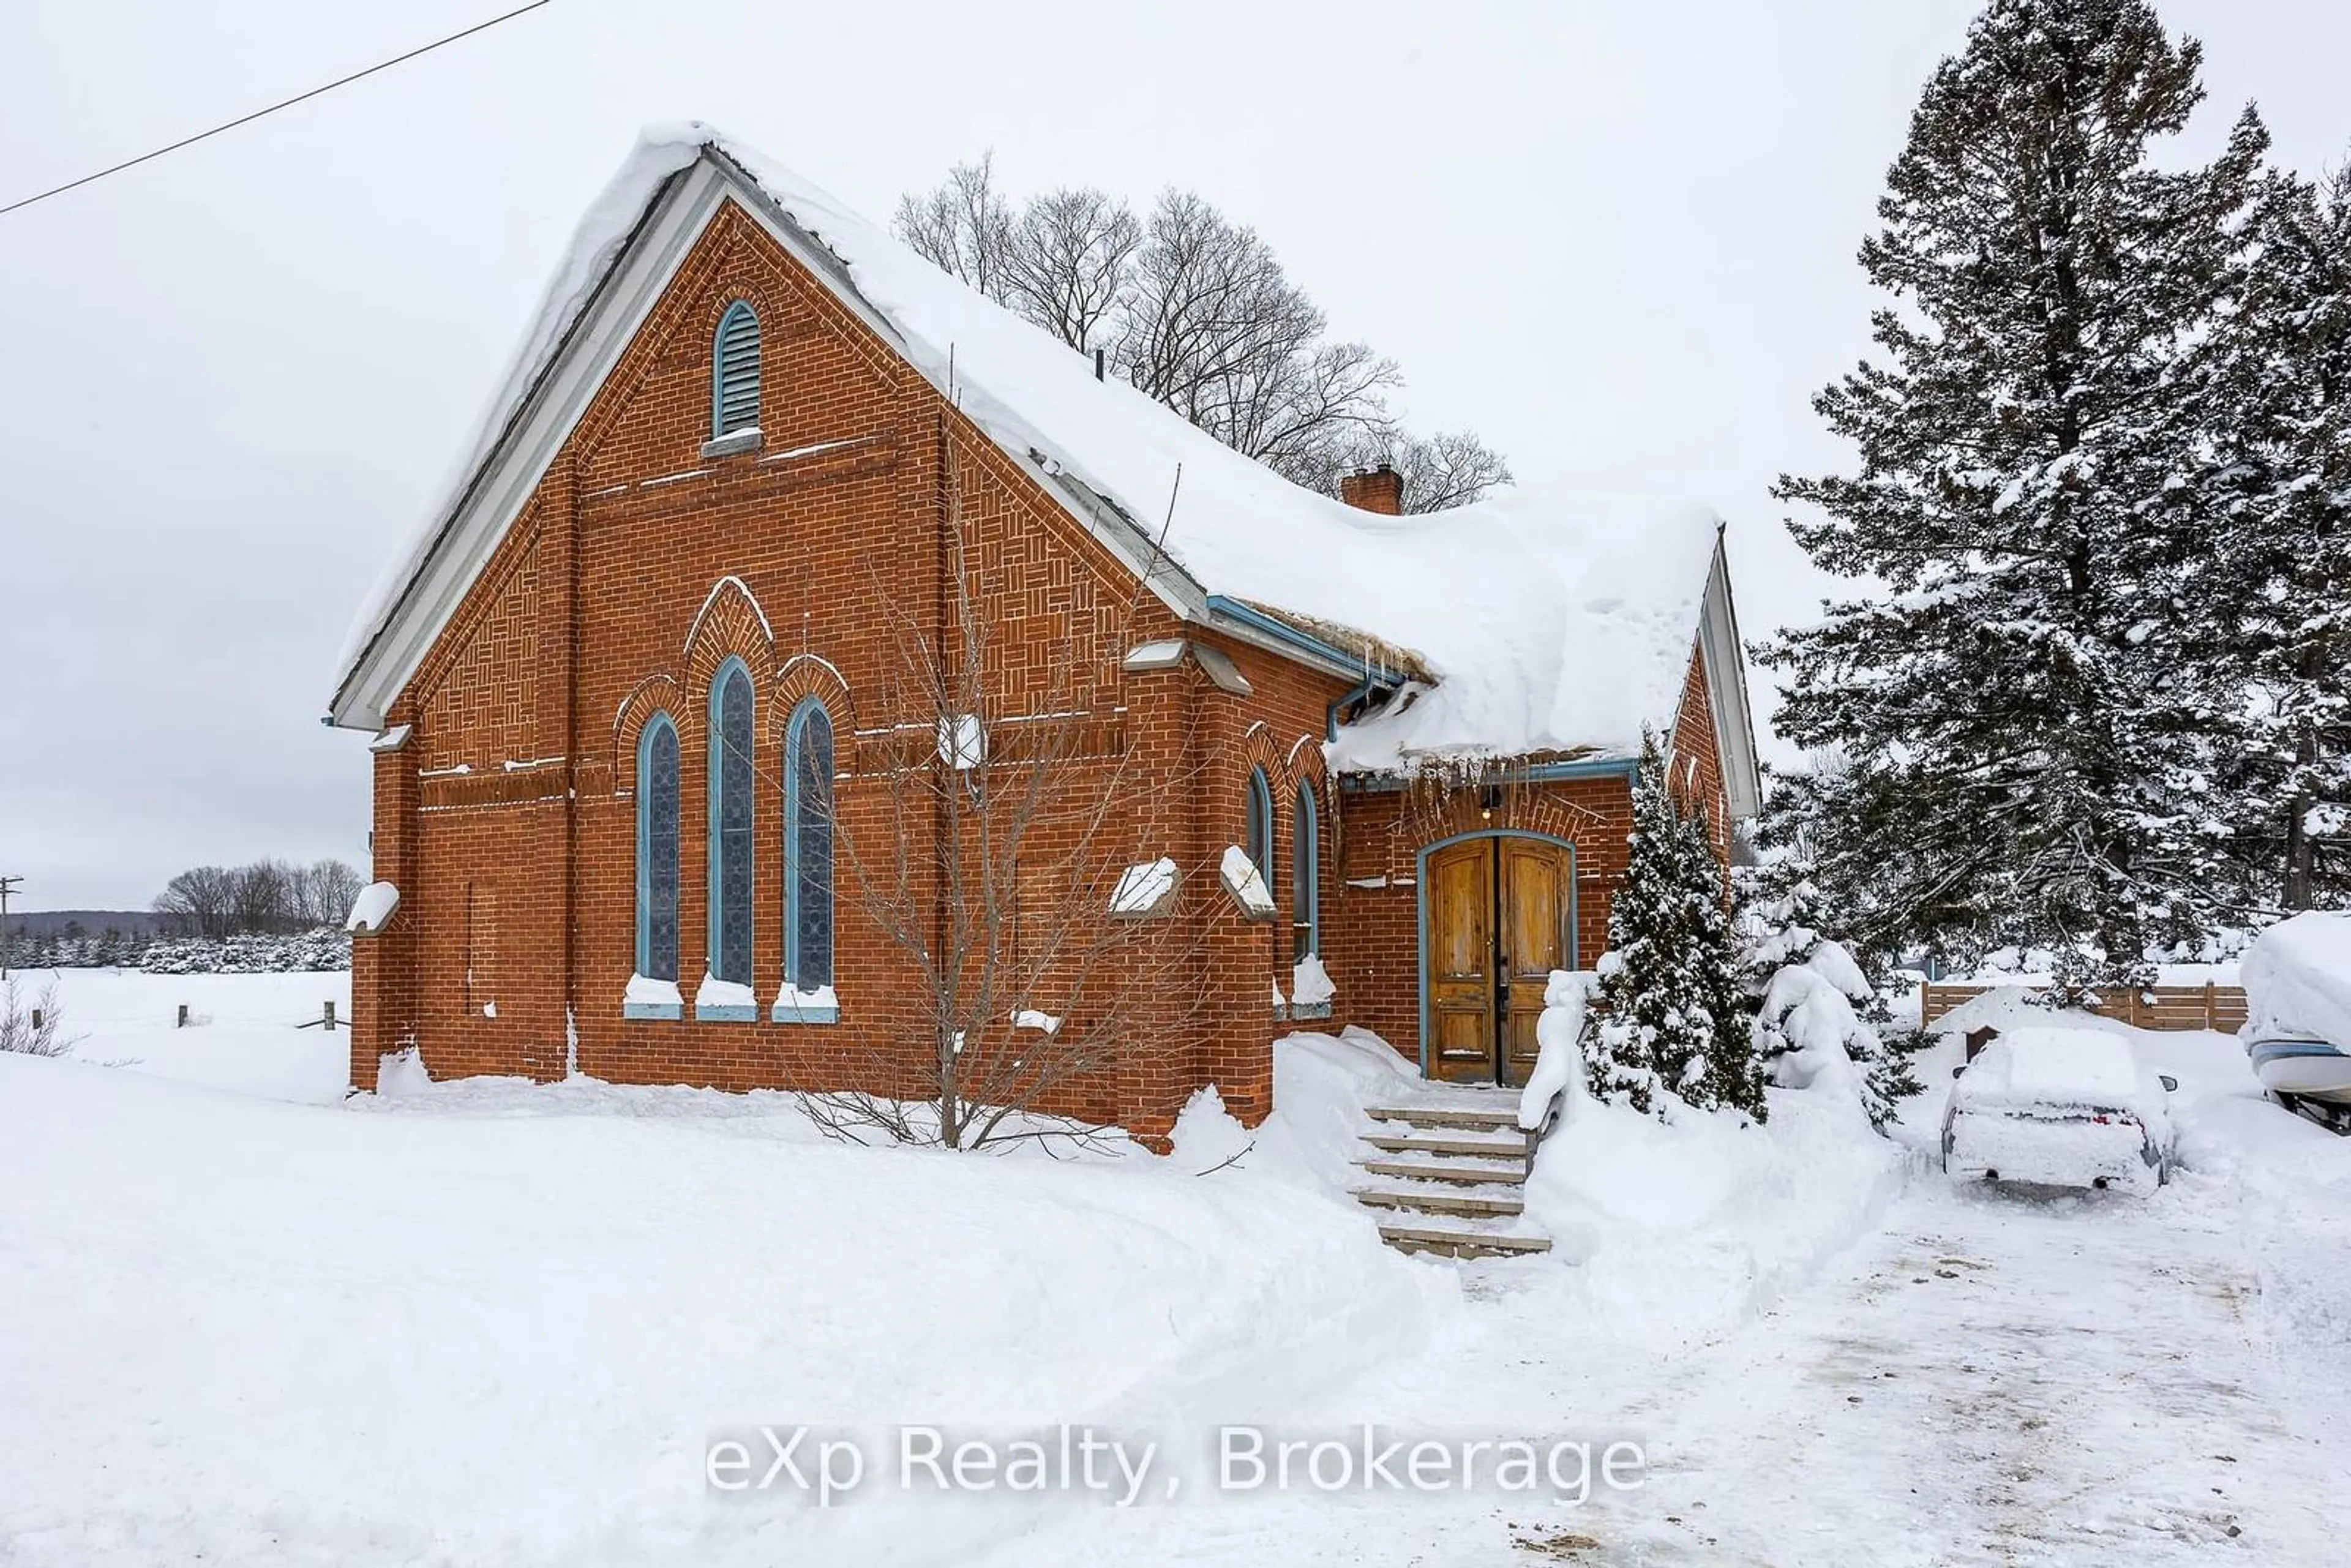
[1425,836,1574,1085]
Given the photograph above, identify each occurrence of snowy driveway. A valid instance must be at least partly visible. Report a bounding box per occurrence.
[1010,1081,2349,1566]
[1573,1173,2341,1564]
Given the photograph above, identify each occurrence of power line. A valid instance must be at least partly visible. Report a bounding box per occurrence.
[0,1,556,219]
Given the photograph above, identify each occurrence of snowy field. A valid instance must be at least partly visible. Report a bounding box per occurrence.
[3,969,2349,1565]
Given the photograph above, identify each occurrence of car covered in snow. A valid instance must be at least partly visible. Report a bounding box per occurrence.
[1941,1029,2178,1193]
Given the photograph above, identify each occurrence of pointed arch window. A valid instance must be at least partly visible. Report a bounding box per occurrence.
[1243,766,1273,880]
[1291,782,1319,964]
[781,699,836,1012]
[713,301,761,437]
[706,658,756,1000]
[634,712,681,988]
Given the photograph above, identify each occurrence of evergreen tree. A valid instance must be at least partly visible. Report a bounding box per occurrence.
[1740,849,1927,1132]
[1583,733,1766,1120]
[1734,861,1834,999]
[2184,164,2351,909]
[1765,0,2269,986]
[1866,1026,1933,1131]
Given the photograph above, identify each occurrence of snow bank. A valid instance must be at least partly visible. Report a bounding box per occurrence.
[376,1044,432,1097]
[0,1039,1447,1562]
[1523,1089,1904,1349]
[2242,911,2351,1046]
[1170,1028,1425,1196]
[337,125,1723,768]
[1517,969,1592,1130]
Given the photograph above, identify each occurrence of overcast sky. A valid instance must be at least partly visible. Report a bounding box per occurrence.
[2,0,2345,910]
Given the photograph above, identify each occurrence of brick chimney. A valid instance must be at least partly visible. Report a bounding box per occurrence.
[1338,462,1404,516]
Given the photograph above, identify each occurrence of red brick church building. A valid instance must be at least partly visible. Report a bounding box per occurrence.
[328,126,1760,1141]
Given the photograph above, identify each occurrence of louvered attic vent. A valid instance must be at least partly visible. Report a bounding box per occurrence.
[713,301,761,437]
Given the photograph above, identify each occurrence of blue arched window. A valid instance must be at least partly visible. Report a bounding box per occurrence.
[1292,781,1319,963]
[1243,766,1273,879]
[784,699,836,992]
[635,713,680,983]
[713,301,761,437]
[707,658,756,988]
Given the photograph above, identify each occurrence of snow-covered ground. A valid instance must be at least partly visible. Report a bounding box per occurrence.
[13,966,352,1102]
[4,970,2348,1564]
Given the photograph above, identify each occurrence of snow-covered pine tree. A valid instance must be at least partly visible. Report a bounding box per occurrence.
[2181,163,2351,910]
[1681,805,1770,1119]
[1734,861,1832,999]
[1764,0,2270,987]
[1739,848,1927,1131]
[1583,732,1765,1120]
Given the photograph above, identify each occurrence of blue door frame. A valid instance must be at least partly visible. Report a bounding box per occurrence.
[1414,830,1578,1080]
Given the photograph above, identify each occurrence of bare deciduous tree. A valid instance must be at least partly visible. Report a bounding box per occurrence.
[154,857,364,936]
[154,865,238,939]
[299,858,366,926]
[1004,187,1141,354]
[799,446,1222,1152]
[228,860,296,934]
[894,157,1512,513]
[893,153,1018,303]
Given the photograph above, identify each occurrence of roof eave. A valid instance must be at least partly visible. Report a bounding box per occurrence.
[327,160,707,730]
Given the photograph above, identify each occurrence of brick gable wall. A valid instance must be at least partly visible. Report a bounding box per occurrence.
[353,197,1365,1141]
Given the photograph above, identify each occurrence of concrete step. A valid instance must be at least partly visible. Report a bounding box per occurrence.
[1362,1131,1531,1160]
[1355,1156,1528,1187]
[1352,1185,1524,1218]
[1376,1220,1552,1258]
[1365,1103,1522,1131]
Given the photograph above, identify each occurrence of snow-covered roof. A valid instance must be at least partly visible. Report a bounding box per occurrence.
[331,124,1755,797]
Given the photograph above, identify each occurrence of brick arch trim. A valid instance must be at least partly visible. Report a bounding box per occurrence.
[1398,774,1619,846]
[770,653,854,751]
[1237,721,1290,789]
[1284,733,1329,800]
[684,575,776,694]
[705,279,781,339]
[613,674,686,793]
[1233,724,1292,863]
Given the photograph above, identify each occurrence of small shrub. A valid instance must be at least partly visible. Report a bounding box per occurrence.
[0,978,71,1057]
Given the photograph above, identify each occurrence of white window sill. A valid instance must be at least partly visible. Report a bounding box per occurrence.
[769,1002,840,1025]
[695,1002,759,1023]
[700,428,763,459]
[622,1000,682,1021]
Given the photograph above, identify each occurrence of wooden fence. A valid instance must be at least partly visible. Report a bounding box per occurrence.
[1919,980,2247,1034]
